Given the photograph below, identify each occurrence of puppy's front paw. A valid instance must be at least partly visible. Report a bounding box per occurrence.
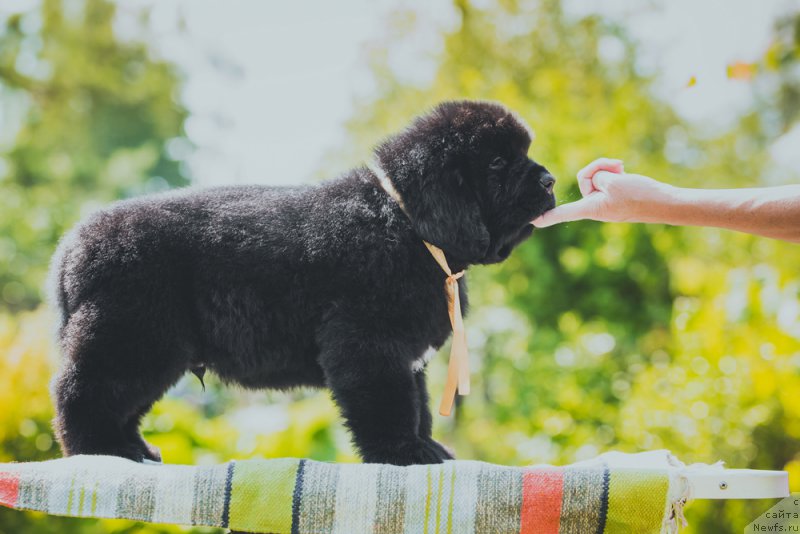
[362,437,454,466]
[142,440,162,463]
[424,438,455,461]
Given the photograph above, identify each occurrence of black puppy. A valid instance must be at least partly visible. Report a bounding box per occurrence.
[49,100,556,466]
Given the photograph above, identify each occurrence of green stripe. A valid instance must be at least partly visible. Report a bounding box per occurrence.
[424,466,432,534]
[603,469,668,533]
[66,477,75,515]
[229,458,300,533]
[447,464,456,534]
[435,467,444,533]
[78,485,85,515]
[90,480,98,515]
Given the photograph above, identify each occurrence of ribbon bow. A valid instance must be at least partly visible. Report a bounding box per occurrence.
[367,159,471,416]
[423,242,470,416]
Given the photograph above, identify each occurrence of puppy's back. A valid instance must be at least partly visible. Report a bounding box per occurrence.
[48,185,307,333]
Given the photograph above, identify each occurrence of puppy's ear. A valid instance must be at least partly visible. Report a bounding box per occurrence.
[407,165,490,262]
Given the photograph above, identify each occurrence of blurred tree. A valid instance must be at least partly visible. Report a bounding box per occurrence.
[761,11,800,133]
[0,0,190,311]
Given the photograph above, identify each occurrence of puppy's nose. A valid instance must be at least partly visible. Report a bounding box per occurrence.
[539,174,555,194]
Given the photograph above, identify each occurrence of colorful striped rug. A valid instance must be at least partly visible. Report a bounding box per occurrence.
[0,454,680,533]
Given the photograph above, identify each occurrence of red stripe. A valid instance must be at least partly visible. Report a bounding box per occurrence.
[520,467,564,534]
[0,471,20,508]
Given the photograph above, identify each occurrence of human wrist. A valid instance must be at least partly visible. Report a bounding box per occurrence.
[655,185,711,227]
[628,180,681,224]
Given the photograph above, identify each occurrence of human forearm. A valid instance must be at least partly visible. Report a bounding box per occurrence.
[533,157,800,244]
[658,185,800,243]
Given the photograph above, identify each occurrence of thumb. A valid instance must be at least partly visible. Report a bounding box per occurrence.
[532,196,601,227]
[591,170,616,192]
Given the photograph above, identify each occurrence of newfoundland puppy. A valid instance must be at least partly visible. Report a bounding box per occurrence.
[49,100,556,466]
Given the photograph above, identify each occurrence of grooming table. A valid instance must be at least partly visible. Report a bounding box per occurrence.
[0,451,788,533]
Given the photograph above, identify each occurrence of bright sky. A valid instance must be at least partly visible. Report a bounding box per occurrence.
[113,0,798,187]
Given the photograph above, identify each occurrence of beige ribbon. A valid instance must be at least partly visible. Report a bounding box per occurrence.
[367,160,470,416]
[423,242,470,416]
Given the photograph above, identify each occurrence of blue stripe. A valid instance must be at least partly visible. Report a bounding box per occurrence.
[291,459,307,534]
[221,461,235,528]
[596,464,610,534]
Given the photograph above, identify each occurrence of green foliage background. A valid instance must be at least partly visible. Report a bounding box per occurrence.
[0,0,798,533]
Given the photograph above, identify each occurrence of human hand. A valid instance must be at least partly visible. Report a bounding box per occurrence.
[532,158,672,227]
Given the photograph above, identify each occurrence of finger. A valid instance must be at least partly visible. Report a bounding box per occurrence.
[577,158,624,182]
[532,196,601,227]
[578,161,622,197]
[591,170,617,193]
[578,173,594,197]
[576,159,624,196]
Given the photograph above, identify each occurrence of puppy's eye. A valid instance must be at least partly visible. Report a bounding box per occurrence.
[489,156,506,170]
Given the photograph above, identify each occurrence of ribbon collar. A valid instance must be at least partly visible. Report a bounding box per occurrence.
[367,160,470,416]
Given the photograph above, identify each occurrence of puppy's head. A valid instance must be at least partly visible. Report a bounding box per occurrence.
[374,100,556,265]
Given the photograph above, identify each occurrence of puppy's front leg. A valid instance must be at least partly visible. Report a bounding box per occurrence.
[319,337,451,466]
[414,371,454,460]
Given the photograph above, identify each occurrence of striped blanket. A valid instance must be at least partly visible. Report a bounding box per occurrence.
[0,454,682,533]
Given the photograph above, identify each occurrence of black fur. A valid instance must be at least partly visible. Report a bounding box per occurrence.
[49,100,556,466]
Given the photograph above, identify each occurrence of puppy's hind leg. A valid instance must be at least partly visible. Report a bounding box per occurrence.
[52,362,144,461]
[52,302,187,462]
[53,357,184,462]
[122,357,198,463]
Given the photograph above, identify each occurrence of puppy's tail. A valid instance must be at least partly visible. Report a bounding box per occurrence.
[46,229,77,340]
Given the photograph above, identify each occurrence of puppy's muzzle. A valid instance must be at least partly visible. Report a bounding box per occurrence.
[539,173,556,195]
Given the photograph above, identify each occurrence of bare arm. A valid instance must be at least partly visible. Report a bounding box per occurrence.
[533,158,800,243]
